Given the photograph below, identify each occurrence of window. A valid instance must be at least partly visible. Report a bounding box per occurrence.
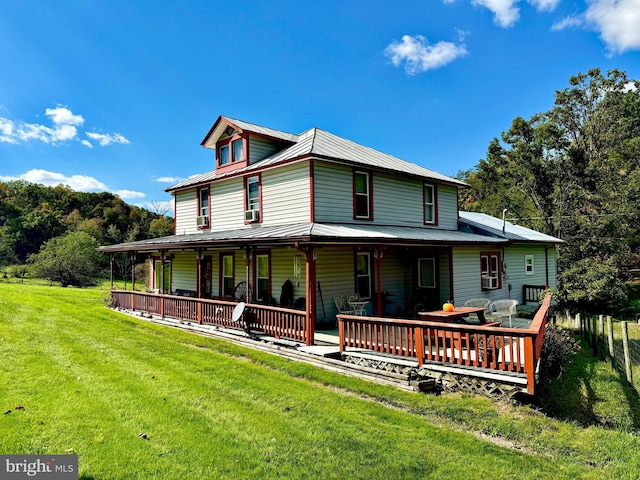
[245,175,261,222]
[424,184,436,224]
[232,139,243,162]
[418,258,436,288]
[525,255,535,276]
[219,144,230,165]
[154,259,171,293]
[356,252,372,299]
[354,171,372,219]
[255,253,270,302]
[221,254,234,297]
[480,252,501,290]
[197,186,210,228]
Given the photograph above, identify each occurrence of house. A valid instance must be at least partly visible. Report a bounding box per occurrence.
[100,115,562,345]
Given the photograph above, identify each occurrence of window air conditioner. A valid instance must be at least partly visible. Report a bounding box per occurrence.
[245,209,260,222]
[481,276,498,289]
[196,215,209,227]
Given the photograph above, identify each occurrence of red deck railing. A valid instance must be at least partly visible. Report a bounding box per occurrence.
[339,295,551,395]
[110,291,308,344]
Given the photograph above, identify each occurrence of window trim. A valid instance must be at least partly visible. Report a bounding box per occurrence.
[418,257,437,288]
[353,170,373,220]
[219,252,235,298]
[423,183,438,225]
[254,251,271,303]
[244,174,262,224]
[525,254,535,276]
[196,186,211,230]
[480,251,502,290]
[216,133,247,172]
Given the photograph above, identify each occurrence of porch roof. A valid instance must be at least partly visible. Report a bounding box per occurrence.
[98,222,507,253]
[459,212,564,244]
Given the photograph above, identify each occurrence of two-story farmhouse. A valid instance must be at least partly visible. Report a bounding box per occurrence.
[100,115,562,346]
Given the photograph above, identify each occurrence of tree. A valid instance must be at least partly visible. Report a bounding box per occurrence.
[28,231,103,287]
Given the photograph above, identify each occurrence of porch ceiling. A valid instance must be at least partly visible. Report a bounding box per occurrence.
[98,222,507,253]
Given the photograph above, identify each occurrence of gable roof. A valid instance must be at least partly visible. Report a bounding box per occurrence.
[168,116,467,192]
[459,211,563,244]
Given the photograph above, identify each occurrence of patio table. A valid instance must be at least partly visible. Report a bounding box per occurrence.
[418,306,488,324]
[348,300,369,316]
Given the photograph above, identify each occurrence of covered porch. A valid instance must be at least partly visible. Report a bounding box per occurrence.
[109,290,550,396]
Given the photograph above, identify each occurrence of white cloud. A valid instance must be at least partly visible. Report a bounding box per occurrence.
[0,169,145,199]
[0,105,129,147]
[585,0,640,54]
[528,0,560,11]
[551,15,585,31]
[85,131,130,147]
[472,0,520,27]
[155,176,182,183]
[385,35,468,75]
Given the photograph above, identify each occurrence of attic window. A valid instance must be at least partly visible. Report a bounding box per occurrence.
[217,136,245,168]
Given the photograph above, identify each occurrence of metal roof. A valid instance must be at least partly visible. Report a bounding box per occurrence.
[459,211,564,243]
[99,222,507,253]
[169,120,467,192]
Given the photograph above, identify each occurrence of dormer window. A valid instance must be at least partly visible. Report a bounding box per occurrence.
[217,135,246,169]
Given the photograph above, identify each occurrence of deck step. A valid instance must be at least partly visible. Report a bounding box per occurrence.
[298,345,342,358]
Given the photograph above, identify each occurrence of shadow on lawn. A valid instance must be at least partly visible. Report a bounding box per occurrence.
[537,339,640,430]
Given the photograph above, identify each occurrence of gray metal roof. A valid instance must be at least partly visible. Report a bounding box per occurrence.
[459,211,563,243]
[99,222,506,253]
[169,120,467,192]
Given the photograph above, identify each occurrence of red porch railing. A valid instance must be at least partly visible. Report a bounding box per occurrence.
[339,294,551,395]
[110,291,308,344]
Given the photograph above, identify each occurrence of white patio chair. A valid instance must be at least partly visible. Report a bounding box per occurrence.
[345,293,359,303]
[334,295,354,315]
[462,298,492,323]
[486,299,519,328]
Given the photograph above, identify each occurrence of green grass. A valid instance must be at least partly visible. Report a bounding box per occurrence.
[2,285,640,479]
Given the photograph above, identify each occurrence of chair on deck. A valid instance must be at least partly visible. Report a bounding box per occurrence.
[486,299,519,327]
[462,298,491,324]
[334,295,354,315]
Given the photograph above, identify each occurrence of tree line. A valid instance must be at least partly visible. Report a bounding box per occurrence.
[458,68,640,314]
[0,180,174,285]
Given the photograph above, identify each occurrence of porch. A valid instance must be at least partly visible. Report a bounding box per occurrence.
[109,290,550,397]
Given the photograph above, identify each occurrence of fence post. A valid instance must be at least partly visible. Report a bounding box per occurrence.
[598,315,605,359]
[577,312,582,335]
[606,315,615,368]
[621,321,633,386]
[591,315,598,354]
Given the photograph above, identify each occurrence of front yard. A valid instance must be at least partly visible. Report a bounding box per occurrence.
[1,284,640,479]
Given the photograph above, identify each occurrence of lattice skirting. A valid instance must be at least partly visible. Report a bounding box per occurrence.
[343,355,415,376]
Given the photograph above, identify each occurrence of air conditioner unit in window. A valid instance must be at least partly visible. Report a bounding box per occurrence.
[196,215,209,227]
[482,276,498,289]
[245,209,260,222]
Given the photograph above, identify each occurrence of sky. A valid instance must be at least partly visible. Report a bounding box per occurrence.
[1,0,639,214]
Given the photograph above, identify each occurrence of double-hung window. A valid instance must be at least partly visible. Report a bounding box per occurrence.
[245,175,261,222]
[219,144,230,165]
[221,253,234,297]
[255,253,270,302]
[525,255,534,276]
[424,184,436,224]
[418,258,436,288]
[480,252,501,290]
[354,171,372,220]
[197,186,210,228]
[232,139,243,162]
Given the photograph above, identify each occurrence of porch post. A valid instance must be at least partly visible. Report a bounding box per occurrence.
[304,248,316,346]
[130,252,136,292]
[160,250,166,295]
[196,249,203,298]
[109,253,114,290]
[374,247,383,316]
[244,246,252,303]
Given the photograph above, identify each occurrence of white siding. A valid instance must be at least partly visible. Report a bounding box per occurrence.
[262,163,310,225]
[313,161,459,229]
[174,190,198,235]
[170,251,197,292]
[249,136,280,164]
[452,245,557,306]
[210,177,245,231]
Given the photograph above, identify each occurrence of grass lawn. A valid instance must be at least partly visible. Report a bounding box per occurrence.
[2,285,640,479]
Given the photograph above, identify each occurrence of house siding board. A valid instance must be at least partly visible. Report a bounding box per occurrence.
[313,163,354,223]
[379,252,405,316]
[437,186,458,230]
[316,247,356,320]
[439,254,451,306]
[174,190,198,235]
[262,163,310,225]
[269,248,306,305]
[249,136,279,164]
[210,178,245,231]
[452,246,508,304]
[171,252,197,292]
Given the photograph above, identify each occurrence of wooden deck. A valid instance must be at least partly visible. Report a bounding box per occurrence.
[109,291,550,397]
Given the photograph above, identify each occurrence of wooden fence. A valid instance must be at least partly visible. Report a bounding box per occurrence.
[556,311,640,389]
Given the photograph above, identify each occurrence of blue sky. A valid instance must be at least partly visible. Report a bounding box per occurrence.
[1,0,639,214]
